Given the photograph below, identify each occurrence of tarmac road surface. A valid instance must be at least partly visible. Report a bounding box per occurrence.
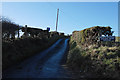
[3,38,74,79]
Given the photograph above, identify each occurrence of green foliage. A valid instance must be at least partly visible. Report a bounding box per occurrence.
[2,36,62,70]
[72,26,113,46]
[70,41,77,50]
[84,29,89,37]
[67,35,120,78]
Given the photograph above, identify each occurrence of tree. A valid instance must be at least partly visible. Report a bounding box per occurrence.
[1,16,19,39]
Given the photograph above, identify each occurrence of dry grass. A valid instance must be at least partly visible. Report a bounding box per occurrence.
[116,37,120,42]
[67,36,120,78]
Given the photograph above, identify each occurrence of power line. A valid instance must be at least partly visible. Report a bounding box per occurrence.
[47,3,76,21]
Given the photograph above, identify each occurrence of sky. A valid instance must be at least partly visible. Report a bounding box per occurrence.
[2,2,118,36]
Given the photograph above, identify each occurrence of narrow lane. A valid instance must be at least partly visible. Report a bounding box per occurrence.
[37,39,70,78]
[3,38,72,78]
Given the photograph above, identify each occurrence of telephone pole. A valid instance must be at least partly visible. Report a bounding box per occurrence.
[56,8,59,32]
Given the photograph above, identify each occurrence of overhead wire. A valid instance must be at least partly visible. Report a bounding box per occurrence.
[47,2,78,27]
[47,3,119,34]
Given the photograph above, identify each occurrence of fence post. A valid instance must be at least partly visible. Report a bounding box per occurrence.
[25,25,28,37]
[18,25,19,38]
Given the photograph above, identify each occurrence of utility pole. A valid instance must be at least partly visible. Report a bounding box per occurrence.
[56,8,59,32]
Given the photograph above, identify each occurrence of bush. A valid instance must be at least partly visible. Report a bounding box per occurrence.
[1,16,19,39]
[2,36,63,70]
[67,26,120,78]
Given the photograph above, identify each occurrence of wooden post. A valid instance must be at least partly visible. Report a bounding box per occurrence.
[56,8,59,32]
[18,25,19,38]
[25,25,28,37]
